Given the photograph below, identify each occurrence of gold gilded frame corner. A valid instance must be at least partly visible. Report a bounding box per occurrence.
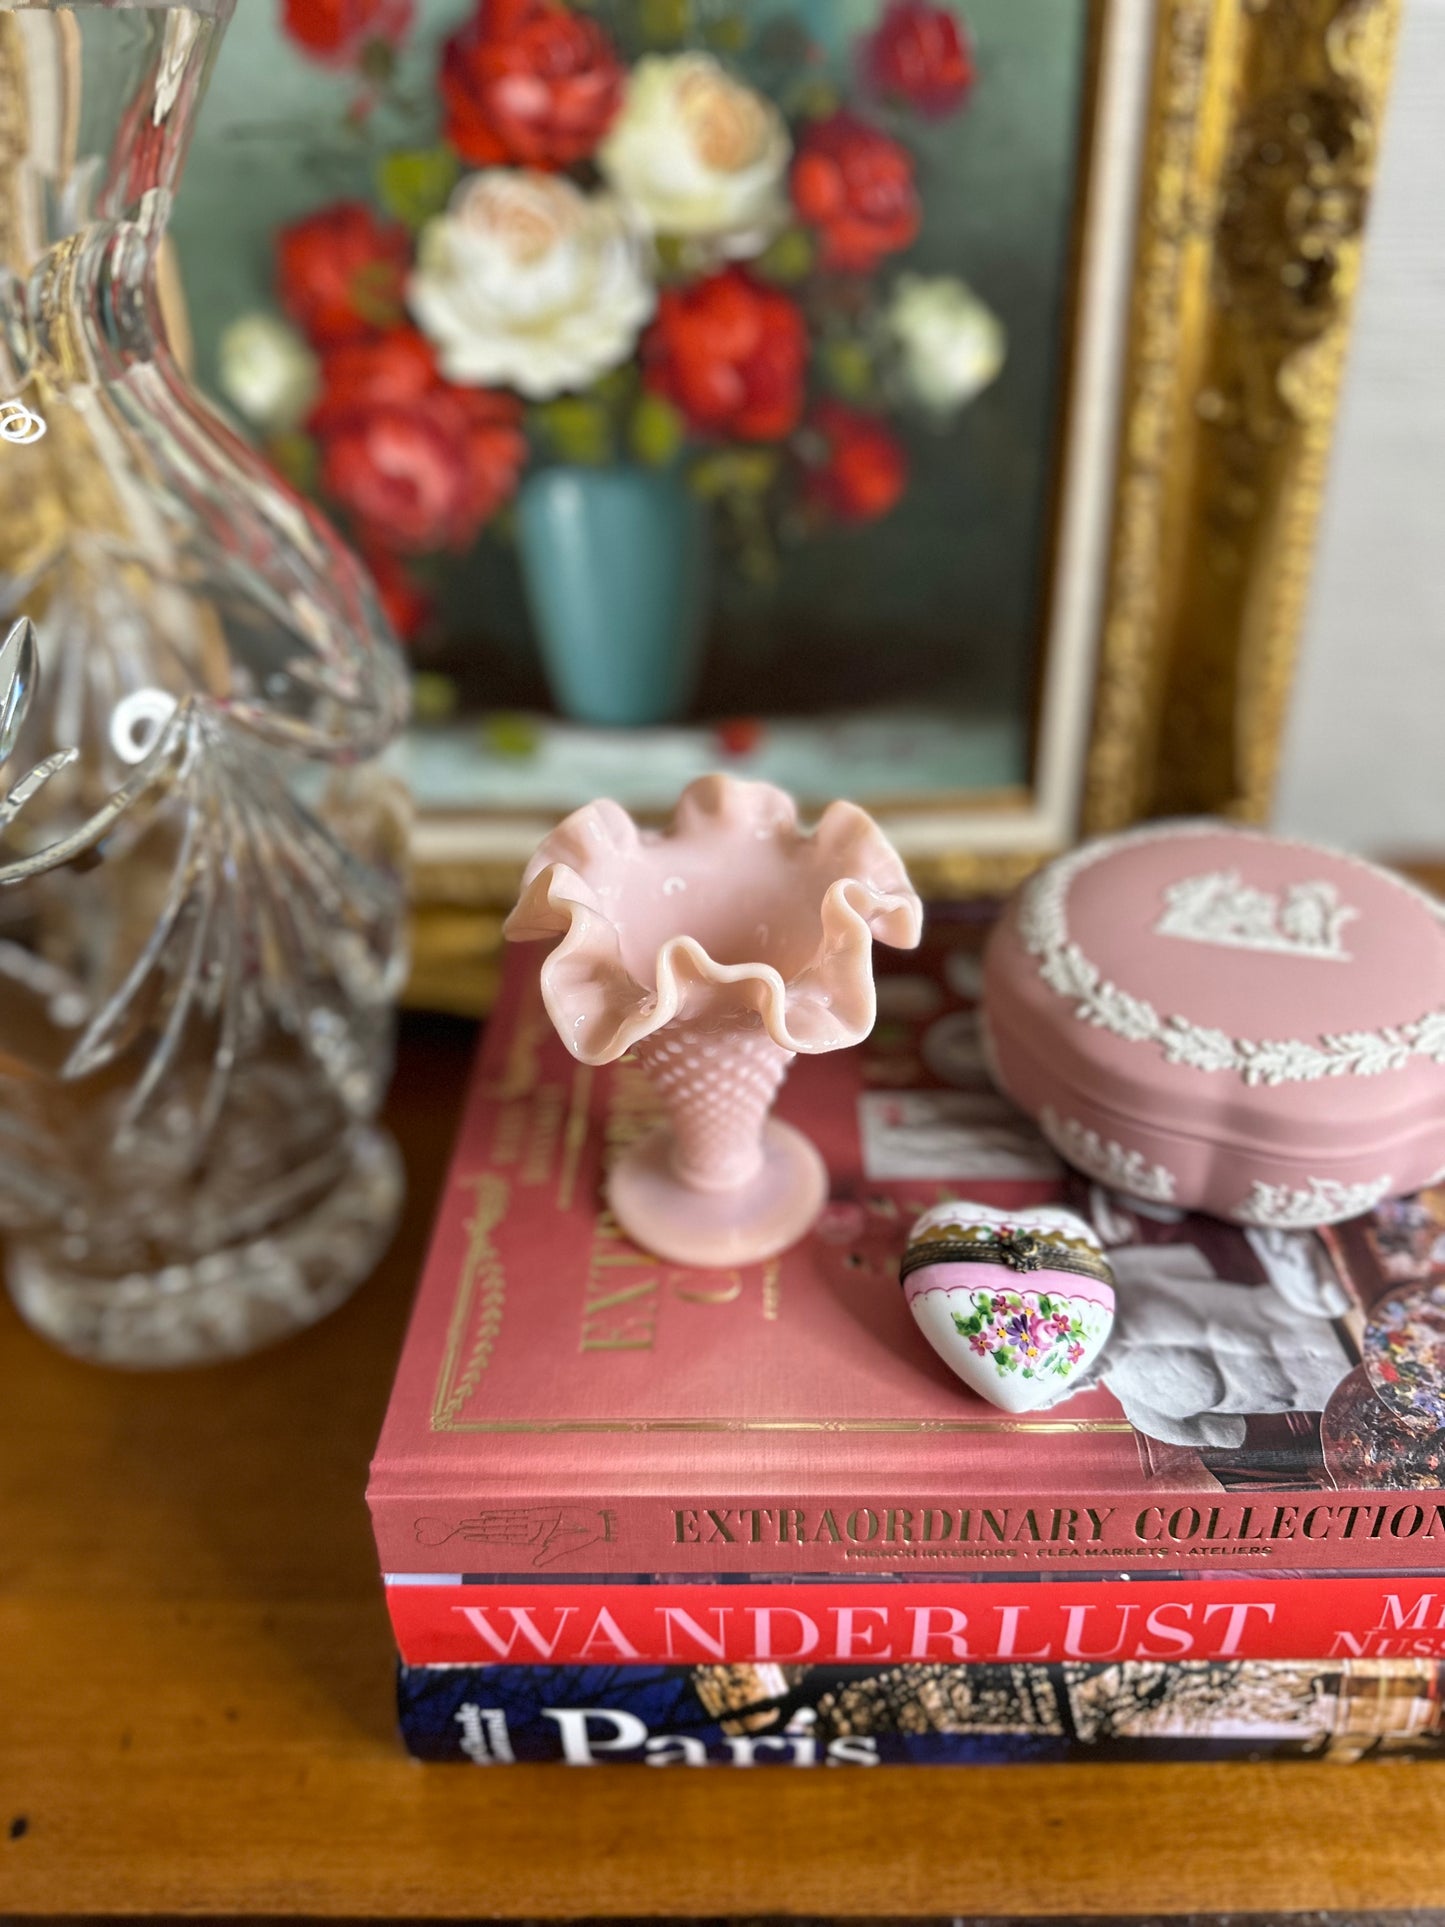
[403,0,1401,1012]
[1083,0,1401,835]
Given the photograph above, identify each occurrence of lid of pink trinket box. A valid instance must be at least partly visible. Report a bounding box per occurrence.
[982,820,1445,1178]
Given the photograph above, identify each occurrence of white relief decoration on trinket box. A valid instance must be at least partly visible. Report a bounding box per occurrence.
[1018,820,1445,1087]
[1040,1107,1177,1203]
[1235,1174,1394,1229]
[1154,871,1356,961]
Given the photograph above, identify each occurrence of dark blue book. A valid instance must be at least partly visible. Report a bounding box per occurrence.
[398,1656,1445,1765]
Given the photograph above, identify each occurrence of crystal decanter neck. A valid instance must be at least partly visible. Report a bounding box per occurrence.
[0,0,408,767]
[0,3,218,390]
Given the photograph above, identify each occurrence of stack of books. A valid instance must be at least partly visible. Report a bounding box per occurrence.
[368,909,1445,1765]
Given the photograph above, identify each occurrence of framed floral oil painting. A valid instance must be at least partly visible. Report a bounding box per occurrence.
[168,0,1398,1007]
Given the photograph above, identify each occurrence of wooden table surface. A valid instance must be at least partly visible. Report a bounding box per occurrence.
[7,1013,1445,1921]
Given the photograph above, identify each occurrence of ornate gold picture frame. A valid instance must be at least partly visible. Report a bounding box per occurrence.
[1084,0,1399,836]
[408,0,1398,1013]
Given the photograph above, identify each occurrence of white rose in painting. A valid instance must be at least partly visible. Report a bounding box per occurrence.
[598,53,790,257]
[885,275,1006,418]
[409,171,655,399]
[217,312,318,433]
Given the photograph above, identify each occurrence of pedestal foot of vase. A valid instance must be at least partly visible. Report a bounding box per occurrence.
[5,1127,403,1368]
[610,1118,828,1267]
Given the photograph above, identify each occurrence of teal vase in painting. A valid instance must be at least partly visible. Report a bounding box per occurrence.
[516,467,709,728]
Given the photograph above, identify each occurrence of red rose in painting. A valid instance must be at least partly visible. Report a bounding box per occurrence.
[790,112,920,274]
[310,328,527,551]
[804,401,908,523]
[282,0,413,69]
[309,326,439,430]
[642,268,807,443]
[318,389,526,552]
[440,0,625,169]
[361,541,434,643]
[861,1,975,118]
[277,203,412,346]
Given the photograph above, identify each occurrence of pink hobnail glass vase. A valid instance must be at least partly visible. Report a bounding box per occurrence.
[504,775,923,1266]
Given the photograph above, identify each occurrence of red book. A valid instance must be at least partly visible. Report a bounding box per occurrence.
[368,913,1445,1583]
[385,1573,1445,1667]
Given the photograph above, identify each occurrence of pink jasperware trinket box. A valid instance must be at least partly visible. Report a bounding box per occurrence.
[983,821,1445,1229]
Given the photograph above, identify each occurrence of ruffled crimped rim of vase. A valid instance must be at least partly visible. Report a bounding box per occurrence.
[503,773,924,1065]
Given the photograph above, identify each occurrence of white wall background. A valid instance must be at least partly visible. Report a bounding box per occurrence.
[1273,0,1445,856]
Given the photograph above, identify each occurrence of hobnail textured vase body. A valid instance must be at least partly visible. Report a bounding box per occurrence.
[0,0,410,1364]
[617,1014,827,1268]
[633,1022,794,1193]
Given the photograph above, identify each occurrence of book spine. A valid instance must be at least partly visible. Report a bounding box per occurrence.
[397,1657,1445,1765]
[385,1573,1445,1668]
[370,1487,1445,1579]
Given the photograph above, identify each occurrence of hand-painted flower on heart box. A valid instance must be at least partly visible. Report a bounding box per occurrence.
[951,1285,1099,1381]
[900,1201,1115,1414]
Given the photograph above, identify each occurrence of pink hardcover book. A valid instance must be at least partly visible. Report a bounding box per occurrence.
[368,912,1445,1581]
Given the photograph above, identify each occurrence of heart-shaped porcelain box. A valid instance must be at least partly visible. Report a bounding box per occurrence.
[983,821,1445,1228]
[902,1202,1115,1412]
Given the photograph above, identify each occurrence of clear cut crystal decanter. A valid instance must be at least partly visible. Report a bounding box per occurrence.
[0,0,412,1365]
